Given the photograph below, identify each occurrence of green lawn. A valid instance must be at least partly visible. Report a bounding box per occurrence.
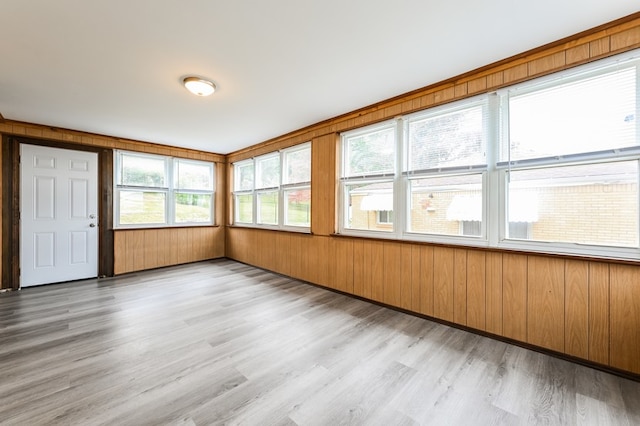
[237,194,310,226]
[120,192,211,224]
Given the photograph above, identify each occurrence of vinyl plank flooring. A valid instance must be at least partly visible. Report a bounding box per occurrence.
[1,259,639,425]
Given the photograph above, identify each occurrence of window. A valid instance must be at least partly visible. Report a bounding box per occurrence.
[377,210,393,225]
[340,97,488,242]
[341,123,396,233]
[115,151,214,228]
[339,49,640,260]
[232,142,311,230]
[406,100,487,239]
[499,55,639,255]
[461,221,481,236]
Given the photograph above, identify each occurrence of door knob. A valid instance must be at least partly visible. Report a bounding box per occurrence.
[90,223,96,227]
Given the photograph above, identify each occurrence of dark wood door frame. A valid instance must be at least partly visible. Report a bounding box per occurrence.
[2,135,114,290]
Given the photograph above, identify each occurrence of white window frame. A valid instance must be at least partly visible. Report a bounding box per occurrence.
[339,97,491,248]
[114,151,215,228]
[337,49,640,261]
[377,210,393,225]
[339,120,398,238]
[232,142,311,232]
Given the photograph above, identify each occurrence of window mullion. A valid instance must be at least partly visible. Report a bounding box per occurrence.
[394,117,405,239]
[487,92,501,245]
[279,151,285,228]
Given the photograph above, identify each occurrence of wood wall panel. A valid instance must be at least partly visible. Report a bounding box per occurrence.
[527,256,565,352]
[312,236,330,287]
[360,241,374,300]
[132,231,145,272]
[502,253,528,342]
[265,230,278,268]
[370,241,385,303]
[177,230,191,265]
[564,260,589,359]
[466,251,486,331]
[453,249,467,326]
[288,233,304,281]
[156,229,170,267]
[409,245,422,313]
[311,135,336,236]
[485,252,503,335]
[588,262,610,365]
[352,240,365,298]
[399,245,413,311]
[143,229,158,270]
[113,227,223,274]
[273,233,291,276]
[419,246,435,317]
[113,232,127,275]
[433,247,454,322]
[611,26,640,51]
[333,238,354,293]
[383,242,403,308]
[609,264,640,374]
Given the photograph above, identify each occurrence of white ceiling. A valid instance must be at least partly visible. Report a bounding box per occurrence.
[1,1,637,155]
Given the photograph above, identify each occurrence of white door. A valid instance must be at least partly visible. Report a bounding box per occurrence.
[20,144,99,287]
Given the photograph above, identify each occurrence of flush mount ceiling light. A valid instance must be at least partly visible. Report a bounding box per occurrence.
[183,77,216,96]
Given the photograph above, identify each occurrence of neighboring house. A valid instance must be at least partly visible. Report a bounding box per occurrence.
[349,166,638,247]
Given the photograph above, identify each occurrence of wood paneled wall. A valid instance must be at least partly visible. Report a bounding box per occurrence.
[114,226,225,274]
[227,14,640,376]
[0,121,227,282]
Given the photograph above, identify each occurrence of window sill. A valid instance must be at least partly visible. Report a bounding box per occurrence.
[228,224,312,235]
[114,224,221,231]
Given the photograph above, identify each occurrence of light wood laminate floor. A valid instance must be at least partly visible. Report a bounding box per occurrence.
[1,259,639,425]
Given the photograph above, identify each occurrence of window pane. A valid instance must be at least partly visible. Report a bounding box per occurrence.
[120,154,166,187]
[119,191,166,224]
[175,193,212,223]
[256,155,280,189]
[409,173,483,236]
[257,191,278,225]
[284,146,311,184]
[345,181,393,232]
[344,127,395,176]
[377,210,393,224]
[235,194,253,223]
[462,220,481,236]
[507,67,637,161]
[176,160,213,190]
[408,104,486,170]
[284,188,310,227]
[508,161,639,247]
[235,162,254,191]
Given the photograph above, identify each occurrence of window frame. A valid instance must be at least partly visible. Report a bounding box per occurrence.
[339,120,399,237]
[114,151,215,229]
[339,97,491,247]
[337,49,640,261]
[232,142,311,232]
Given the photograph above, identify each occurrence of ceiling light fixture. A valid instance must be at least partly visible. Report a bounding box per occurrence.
[183,77,216,96]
